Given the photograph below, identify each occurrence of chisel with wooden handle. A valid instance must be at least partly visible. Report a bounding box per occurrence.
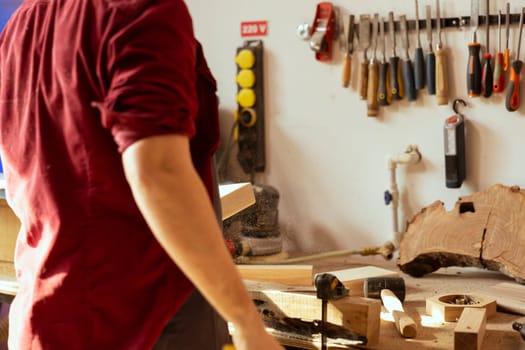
[342,15,355,88]
[435,0,449,105]
[367,14,380,116]
[359,15,371,100]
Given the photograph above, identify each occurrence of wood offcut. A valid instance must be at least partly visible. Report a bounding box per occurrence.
[398,184,525,283]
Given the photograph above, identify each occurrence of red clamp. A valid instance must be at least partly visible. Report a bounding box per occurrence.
[309,2,335,62]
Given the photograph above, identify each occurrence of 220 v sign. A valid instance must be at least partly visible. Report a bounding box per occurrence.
[241,21,268,37]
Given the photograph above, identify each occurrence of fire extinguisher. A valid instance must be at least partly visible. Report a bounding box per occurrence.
[444,99,467,189]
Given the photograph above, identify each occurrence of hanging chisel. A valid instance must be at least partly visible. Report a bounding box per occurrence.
[425,5,436,95]
[435,0,449,105]
[467,0,482,97]
[481,0,493,98]
[505,7,524,112]
[389,12,404,100]
[367,13,380,116]
[342,15,355,88]
[359,15,371,100]
[504,2,510,72]
[400,15,417,101]
[414,0,425,90]
[493,10,505,93]
[378,16,390,106]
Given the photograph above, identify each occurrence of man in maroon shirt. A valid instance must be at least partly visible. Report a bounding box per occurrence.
[0,1,283,349]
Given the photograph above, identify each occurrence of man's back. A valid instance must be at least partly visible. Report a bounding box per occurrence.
[0,1,215,348]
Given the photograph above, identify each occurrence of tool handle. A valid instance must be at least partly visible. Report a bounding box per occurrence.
[504,47,510,72]
[425,52,436,95]
[506,60,523,112]
[414,47,425,90]
[481,53,493,98]
[389,56,403,100]
[435,48,449,105]
[402,59,417,102]
[367,61,379,116]
[493,52,506,93]
[392,310,418,338]
[359,61,369,100]
[467,42,482,97]
[378,62,390,106]
[342,54,352,88]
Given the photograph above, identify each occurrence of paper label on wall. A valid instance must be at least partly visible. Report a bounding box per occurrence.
[241,21,268,37]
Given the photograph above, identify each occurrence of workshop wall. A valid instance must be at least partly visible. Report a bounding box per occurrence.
[187,0,525,253]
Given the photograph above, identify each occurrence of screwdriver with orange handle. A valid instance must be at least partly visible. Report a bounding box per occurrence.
[506,7,524,112]
[504,2,511,72]
[493,10,505,93]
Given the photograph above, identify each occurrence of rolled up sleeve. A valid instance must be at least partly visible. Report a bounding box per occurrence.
[99,1,198,153]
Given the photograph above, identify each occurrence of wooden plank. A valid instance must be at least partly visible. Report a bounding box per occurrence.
[249,290,380,347]
[237,264,313,286]
[477,282,525,315]
[219,182,255,220]
[322,266,399,296]
[454,308,487,350]
[0,199,20,264]
[332,296,381,347]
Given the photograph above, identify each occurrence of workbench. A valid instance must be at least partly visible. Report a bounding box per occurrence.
[1,257,524,349]
[243,255,525,350]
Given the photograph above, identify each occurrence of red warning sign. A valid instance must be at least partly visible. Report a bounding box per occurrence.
[240,21,268,37]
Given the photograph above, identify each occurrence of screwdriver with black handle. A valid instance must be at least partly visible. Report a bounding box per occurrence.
[400,15,417,102]
[481,0,493,98]
[506,7,524,112]
[414,0,425,90]
[389,12,403,100]
[425,5,436,95]
[378,16,390,106]
[493,10,505,93]
[467,0,482,97]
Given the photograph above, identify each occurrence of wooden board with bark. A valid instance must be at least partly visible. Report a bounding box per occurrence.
[398,184,525,283]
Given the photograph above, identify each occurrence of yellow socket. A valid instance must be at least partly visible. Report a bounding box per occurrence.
[239,108,257,127]
[235,49,255,69]
[236,88,256,108]
[236,69,256,88]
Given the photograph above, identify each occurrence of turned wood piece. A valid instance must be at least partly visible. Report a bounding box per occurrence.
[398,184,525,283]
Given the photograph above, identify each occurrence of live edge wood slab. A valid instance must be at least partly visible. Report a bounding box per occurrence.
[398,184,525,283]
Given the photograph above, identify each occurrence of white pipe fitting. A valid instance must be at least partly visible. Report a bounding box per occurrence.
[386,145,421,248]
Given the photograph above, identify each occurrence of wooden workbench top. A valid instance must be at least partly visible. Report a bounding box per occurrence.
[244,255,525,349]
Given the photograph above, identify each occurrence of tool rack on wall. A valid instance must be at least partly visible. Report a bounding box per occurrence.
[359,12,524,33]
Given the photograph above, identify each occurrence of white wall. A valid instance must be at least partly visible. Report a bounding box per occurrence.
[187,0,525,253]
